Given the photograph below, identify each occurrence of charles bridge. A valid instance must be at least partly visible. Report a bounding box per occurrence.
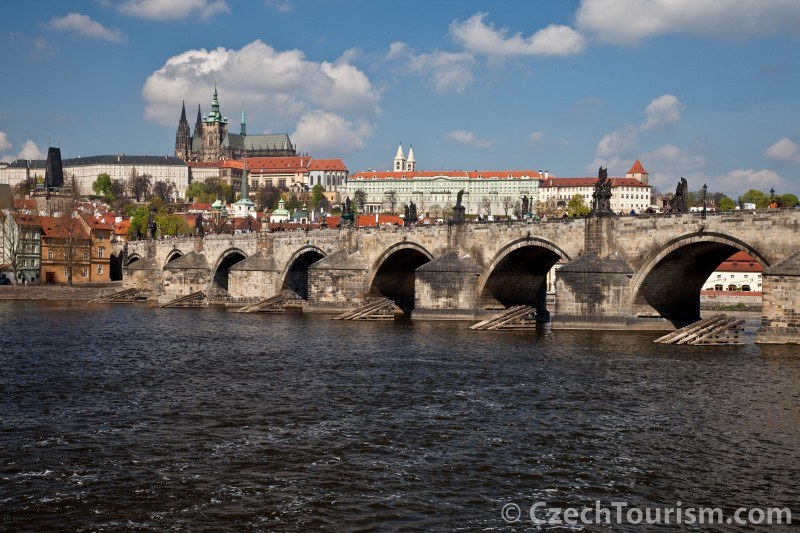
[121,209,800,343]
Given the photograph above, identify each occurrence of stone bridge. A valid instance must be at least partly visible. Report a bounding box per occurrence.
[123,210,800,343]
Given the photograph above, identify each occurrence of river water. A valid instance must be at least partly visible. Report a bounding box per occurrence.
[1,301,798,530]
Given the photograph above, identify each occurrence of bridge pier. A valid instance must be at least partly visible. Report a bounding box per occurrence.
[412,251,482,320]
[305,250,370,312]
[756,251,800,344]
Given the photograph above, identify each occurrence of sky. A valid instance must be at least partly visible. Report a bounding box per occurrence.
[1,0,799,197]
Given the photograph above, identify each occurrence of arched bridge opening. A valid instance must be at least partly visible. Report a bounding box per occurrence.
[632,234,768,327]
[211,250,247,296]
[165,250,183,267]
[368,245,433,314]
[478,240,566,320]
[282,248,325,299]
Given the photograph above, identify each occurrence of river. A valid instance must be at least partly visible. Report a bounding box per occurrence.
[1,301,797,530]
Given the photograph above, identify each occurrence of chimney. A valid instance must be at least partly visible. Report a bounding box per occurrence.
[544,170,549,179]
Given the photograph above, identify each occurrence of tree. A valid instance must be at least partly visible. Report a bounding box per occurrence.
[512,200,522,219]
[384,190,398,213]
[285,192,302,211]
[258,184,281,210]
[780,193,798,207]
[13,176,35,199]
[127,205,150,238]
[740,189,769,209]
[479,197,492,217]
[719,196,736,211]
[0,209,22,285]
[51,198,86,287]
[110,179,126,201]
[155,213,190,237]
[128,169,152,202]
[567,194,590,216]
[92,173,112,197]
[203,177,231,203]
[353,189,367,212]
[501,196,514,217]
[152,180,175,203]
[534,200,559,218]
[185,181,207,202]
[310,184,326,208]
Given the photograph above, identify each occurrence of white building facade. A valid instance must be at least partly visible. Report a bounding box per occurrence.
[0,155,190,199]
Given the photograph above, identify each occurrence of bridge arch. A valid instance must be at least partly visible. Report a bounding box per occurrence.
[367,241,434,313]
[630,231,769,325]
[280,245,327,299]
[124,253,141,267]
[209,247,248,296]
[164,249,183,268]
[476,237,571,310]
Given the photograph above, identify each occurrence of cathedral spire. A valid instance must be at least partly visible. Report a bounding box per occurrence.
[240,101,246,136]
[194,104,202,136]
[180,100,187,122]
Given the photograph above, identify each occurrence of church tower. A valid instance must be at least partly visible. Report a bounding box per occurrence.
[394,142,406,172]
[240,101,247,137]
[201,85,228,162]
[174,101,191,161]
[406,145,416,171]
[626,160,649,184]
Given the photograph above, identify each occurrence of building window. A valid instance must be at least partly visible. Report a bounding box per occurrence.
[97,232,104,241]
[98,247,104,258]
[64,268,69,277]
[97,264,104,275]
[48,250,53,260]
[82,268,89,278]
[84,251,90,261]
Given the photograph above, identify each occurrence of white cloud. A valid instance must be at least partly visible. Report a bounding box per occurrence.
[445,130,495,149]
[385,42,408,61]
[142,40,380,153]
[17,140,46,160]
[48,13,125,42]
[641,144,706,189]
[405,50,476,94]
[764,137,800,164]
[291,110,373,155]
[265,0,292,13]
[641,94,684,131]
[716,168,783,190]
[450,13,586,57]
[120,0,229,20]
[576,0,800,45]
[0,132,11,152]
[595,125,638,159]
[528,131,544,143]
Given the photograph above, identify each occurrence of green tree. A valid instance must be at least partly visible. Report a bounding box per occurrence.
[155,213,190,237]
[152,180,175,203]
[740,189,769,209]
[780,193,798,207]
[567,194,590,216]
[204,177,231,203]
[285,192,301,211]
[258,184,281,210]
[92,173,112,196]
[185,181,207,202]
[353,189,367,212]
[310,184,326,208]
[127,205,150,237]
[718,196,736,211]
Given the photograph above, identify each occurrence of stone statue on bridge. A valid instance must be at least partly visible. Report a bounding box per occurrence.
[521,195,529,216]
[147,204,158,239]
[591,166,614,217]
[453,189,466,224]
[409,200,417,223]
[195,212,204,237]
[341,196,355,226]
[669,177,689,213]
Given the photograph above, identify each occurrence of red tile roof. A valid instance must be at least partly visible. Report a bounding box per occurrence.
[244,156,311,172]
[188,202,212,211]
[309,159,347,171]
[80,213,114,231]
[114,219,131,235]
[13,198,36,210]
[716,251,764,272]
[627,160,648,174]
[40,217,90,240]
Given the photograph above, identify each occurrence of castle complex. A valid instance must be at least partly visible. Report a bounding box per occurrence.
[174,86,296,163]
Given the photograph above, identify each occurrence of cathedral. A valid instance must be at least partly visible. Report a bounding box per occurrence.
[174,86,296,162]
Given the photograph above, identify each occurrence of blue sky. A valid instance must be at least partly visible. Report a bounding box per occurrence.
[1,0,800,197]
